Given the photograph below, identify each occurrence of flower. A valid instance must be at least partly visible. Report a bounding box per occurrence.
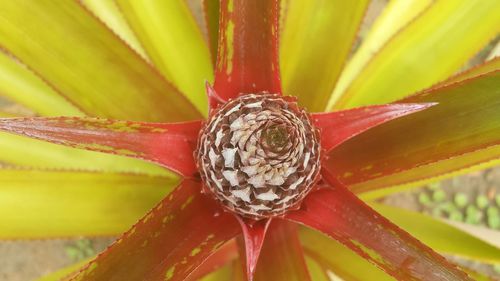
[0,0,498,280]
[196,94,322,219]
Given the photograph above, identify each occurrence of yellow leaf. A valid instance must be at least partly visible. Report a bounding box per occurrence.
[81,0,148,60]
[333,0,500,109]
[0,51,83,116]
[440,57,500,86]
[300,227,393,281]
[371,203,500,264]
[0,132,171,176]
[327,0,434,109]
[0,110,15,117]
[116,0,213,116]
[0,1,200,121]
[280,0,369,112]
[359,146,500,200]
[0,169,177,238]
[325,71,500,194]
[305,257,329,281]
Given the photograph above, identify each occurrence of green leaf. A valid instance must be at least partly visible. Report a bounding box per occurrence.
[327,0,434,109]
[0,0,200,121]
[0,51,83,116]
[0,132,170,176]
[81,0,148,59]
[280,0,369,111]
[324,70,500,193]
[371,203,500,264]
[333,0,500,109]
[0,169,177,238]
[301,227,393,281]
[115,0,213,115]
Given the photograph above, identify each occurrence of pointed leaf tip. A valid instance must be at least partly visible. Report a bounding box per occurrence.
[206,81,225,111]
[236,217,272,281]
[0,117,201,176]
[324,71,500,192]
[313,102,436,152]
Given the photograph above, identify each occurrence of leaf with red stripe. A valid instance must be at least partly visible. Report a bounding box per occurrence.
[70,179,240,281]
[187,239,238,281]
[286,170,471,281]
[0,117,201,176]
[253,220,311,281]
[312,103,435,152]
[324,70,500,192]
[214,0,282,101]
[236,217,272,280]
[202,0,220,66]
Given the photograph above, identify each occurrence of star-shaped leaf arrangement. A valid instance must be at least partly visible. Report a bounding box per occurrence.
[0,0,499,280]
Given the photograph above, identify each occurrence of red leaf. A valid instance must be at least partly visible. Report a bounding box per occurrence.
[206,81,227,112]
[70,179,240,281]
[0,117,201,176]
[236,217,272,281]
[214,0,282,101]
[312,103,435,152]
[187,239,238,280]
[286,170,471,281]
[253,220,311,281]
[323,71,500,192]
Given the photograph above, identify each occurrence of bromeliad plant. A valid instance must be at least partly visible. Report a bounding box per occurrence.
[0,0,499,280]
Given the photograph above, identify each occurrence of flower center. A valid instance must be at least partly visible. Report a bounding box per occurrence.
[262,125,289,153]
[196,94,321,219]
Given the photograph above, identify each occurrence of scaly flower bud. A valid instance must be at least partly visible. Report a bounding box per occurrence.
[196,94,321,219]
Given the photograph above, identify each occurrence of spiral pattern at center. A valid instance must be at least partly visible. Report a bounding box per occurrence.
[196,94,321,219]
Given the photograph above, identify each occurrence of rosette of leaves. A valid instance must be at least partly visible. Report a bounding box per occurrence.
[0,0,499,280]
